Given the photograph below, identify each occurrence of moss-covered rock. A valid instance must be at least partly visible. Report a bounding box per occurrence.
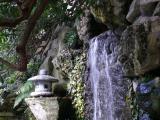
[90,0,131,27]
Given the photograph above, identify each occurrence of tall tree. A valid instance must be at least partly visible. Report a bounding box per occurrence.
[0,0,48,71]
[0,0,94,72]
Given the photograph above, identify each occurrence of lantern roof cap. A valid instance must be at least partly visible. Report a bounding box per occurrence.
[28,69,58,82]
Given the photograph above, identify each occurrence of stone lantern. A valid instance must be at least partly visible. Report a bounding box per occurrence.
[28,69,58,97]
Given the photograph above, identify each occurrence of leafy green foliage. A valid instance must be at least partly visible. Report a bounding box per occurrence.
[65,53,86,120]
[13,59,41,108]
[55,50,86,120]
[14,81,34,108]
[64,30,78,46]
[3,59,41,84]
[0,32,9,51]
[5,72,18,84]
[127,83,139,120]
[127,75,156,120]
[141,75,154,83]
[0,59,41,108]
[0,2,19,18]
[67,53,86,120]
[0,27,19,73]
[64,30,82,49]
[0,0,96,117]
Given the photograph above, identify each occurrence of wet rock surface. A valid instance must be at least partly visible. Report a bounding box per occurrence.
[85,2,160,118]
[120,17,160,76]
[136,77,160,120]
[25,1,160,120]
[76,10,108,45]
[85,30,131,120]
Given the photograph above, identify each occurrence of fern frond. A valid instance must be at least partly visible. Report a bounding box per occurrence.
[14,81,34,108]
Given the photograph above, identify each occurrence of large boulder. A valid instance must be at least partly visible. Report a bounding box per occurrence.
[25,97,59,120]
[76,10,107,44]
[120,17,160,75]
[153,2,160,16]
[90,0,131,27]
[126,0,141,23]
[126,0,160,23]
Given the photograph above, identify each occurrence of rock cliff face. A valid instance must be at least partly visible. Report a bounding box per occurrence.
[82,0,160,120]
[1,1,159,120]
[85,30,132,120]
[37,23,86,119]
[36,0,160,120]
[120,17,160,76]
[90,0,131,27]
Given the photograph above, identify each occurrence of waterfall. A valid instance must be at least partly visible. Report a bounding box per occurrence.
[87,31,130,120]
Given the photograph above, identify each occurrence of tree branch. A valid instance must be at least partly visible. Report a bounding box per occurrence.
[0,57,17,70]
[0,0,36,27]
[0,0,48,71]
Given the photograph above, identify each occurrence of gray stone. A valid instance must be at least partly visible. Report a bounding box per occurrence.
[120,17,160,75]
[28,69,58,97]
[90,0,129,27]
[40,56,53,75]
[150,17,160,32]
[25,97,59,120]
[40,24,71,78]
[140,0,157,16]
[40,41,48,47]
[153,2,160,16]
[76,10,108,43]
[139,113,151,120]
[126,0,159,23]
[126,0,140,23]
[137,84,152,94]
[133,16,160,25]
[140,0,160,5]
[75,10,92,42]
[35,47,44,54]
[42,25,70,58]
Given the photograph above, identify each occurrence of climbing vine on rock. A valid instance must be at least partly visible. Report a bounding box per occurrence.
[68,52,86,120]
[127,83,139,120]
[56,50,86,120]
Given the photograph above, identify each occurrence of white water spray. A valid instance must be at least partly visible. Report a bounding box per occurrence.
[88,38,114,120]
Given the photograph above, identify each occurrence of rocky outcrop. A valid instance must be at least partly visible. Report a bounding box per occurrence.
[126,0,160,23]
[120,17,160,76]
[39,24,71,82]
[84,1,160,118]
[76,10,107,44]
[35,1,160,120]
[136,77,160,120]
[85,29,131,120]
[25,97,59,120]
[36,22,86,120]
[90,0,131,27]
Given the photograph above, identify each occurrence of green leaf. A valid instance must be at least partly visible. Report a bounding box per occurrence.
[14,81,34,108]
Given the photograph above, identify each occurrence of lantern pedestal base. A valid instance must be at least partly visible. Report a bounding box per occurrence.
[25,97,59,120]
[30,91,53,97]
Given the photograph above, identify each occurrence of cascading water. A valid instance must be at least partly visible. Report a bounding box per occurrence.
[87,31,130,120]
[88,38,114,120]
